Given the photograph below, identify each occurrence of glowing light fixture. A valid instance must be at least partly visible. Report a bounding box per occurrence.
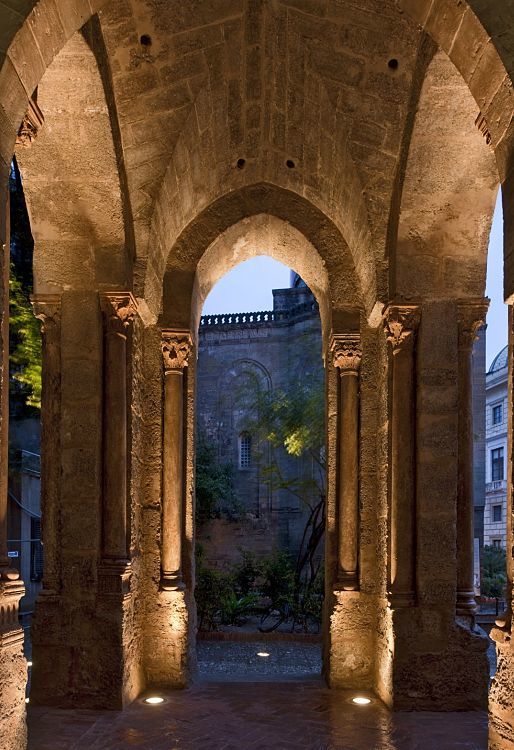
[27,661,33,667]
[25,698,30,704]
[144,696,164,705]
[257,651,270,657]
[352,696,371,706]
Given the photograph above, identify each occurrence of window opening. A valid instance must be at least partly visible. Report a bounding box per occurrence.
[491,447,504,481]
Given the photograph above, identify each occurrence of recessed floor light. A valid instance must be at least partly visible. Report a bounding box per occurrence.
[257,651,270,657]
[144,696,164,705]
[27,661,33,667]
[352,696,371,705]
[25,697,30,704]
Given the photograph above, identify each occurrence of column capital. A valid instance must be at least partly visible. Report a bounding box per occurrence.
[161,330,192,372]
[100,292,138,333]
[31,294,61,331]
[330,334,362,373]
[383,303,420,353]
[457,299,489,350]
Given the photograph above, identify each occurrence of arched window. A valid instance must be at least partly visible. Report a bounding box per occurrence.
[239,433,251,469]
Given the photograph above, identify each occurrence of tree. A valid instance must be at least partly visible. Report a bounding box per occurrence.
[481,545,507,599]
[240,371,326,627]
[195,435,241,523]
[9,266,41,410]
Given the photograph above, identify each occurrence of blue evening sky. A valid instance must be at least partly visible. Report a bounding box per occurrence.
[202,195,507,371]
[486,190,508,369]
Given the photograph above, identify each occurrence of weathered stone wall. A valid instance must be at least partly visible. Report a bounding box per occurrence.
[0,1,514,747]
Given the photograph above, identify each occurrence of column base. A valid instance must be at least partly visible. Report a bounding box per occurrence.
[98,559,132,598]
[456,590,477,615]
[0,574,26,750]
[160,572,185,591]
[333,572,358,591]
[387,590,415,608]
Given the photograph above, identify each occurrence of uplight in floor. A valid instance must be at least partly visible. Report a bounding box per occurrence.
[257,651,270,657]
[144,696,164,705]
[352,696,371,705]
[27,661,33,667]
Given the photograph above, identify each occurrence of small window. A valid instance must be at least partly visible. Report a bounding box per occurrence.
[492,403,503,425]
[491,447,504,482]
[492,539,502,549]
[239,433,251,468]
[493,504,502,523]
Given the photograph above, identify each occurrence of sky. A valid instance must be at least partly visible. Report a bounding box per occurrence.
[486,190,508,369]
[202,197,508,371]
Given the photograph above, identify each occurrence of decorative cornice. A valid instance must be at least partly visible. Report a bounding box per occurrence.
[383,304,420,354]
[162,331,192,372]
[100,292,138,333]
[16,98,44,148]
[457,299,489,350]
[330,334,362,373]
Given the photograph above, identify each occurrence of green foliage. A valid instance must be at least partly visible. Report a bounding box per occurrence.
[260,549,295,610]
[9,266,41,410]
[219,591,259,625]
[195,436,241,523]
[481,545,507,599]
[232,550,261,597]
[195,546,234,630]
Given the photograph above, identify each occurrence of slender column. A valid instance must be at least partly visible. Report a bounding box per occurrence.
[160,331,191,591]
[100,294,137,568]
[0,189,9,573]
[456,300,488,615]
[331,334,362,590]
[32,295,61,595]
[383,304,420,608]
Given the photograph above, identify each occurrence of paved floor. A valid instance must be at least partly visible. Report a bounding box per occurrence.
[28,682,488,750]
[197,640,322,681]
[27,641,489,750]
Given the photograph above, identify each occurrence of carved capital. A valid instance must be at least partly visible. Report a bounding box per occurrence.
[457,300,489,351]
[383,304,420,354]
[31,294,61,334]
[100,293,138,334]
[330,334,362,373]
[162,331,192,372]
[16,98,44,148]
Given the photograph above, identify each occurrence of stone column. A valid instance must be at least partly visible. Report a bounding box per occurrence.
[161,331,191,590]
[383,304,420,607]
[32,295,61,596]
[330,334,362,590]
[456,300,488,615]
[99,293,137,592]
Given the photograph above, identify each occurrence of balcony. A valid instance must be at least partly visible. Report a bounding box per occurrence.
[486,480,507,493]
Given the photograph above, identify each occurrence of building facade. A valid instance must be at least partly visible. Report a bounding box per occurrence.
[485,346,509,549]
[196,275,324,568]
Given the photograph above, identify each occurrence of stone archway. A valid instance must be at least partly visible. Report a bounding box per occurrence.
[146,210,372,690]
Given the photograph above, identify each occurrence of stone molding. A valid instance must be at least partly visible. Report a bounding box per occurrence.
[16,97,44,148]
[383,304,420,353]
[31,294,61,332]
[161,331,192,372]
[0,578,25,647]
[100,292,138,334]
[457,299,489,350]
[330,334,362,374]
